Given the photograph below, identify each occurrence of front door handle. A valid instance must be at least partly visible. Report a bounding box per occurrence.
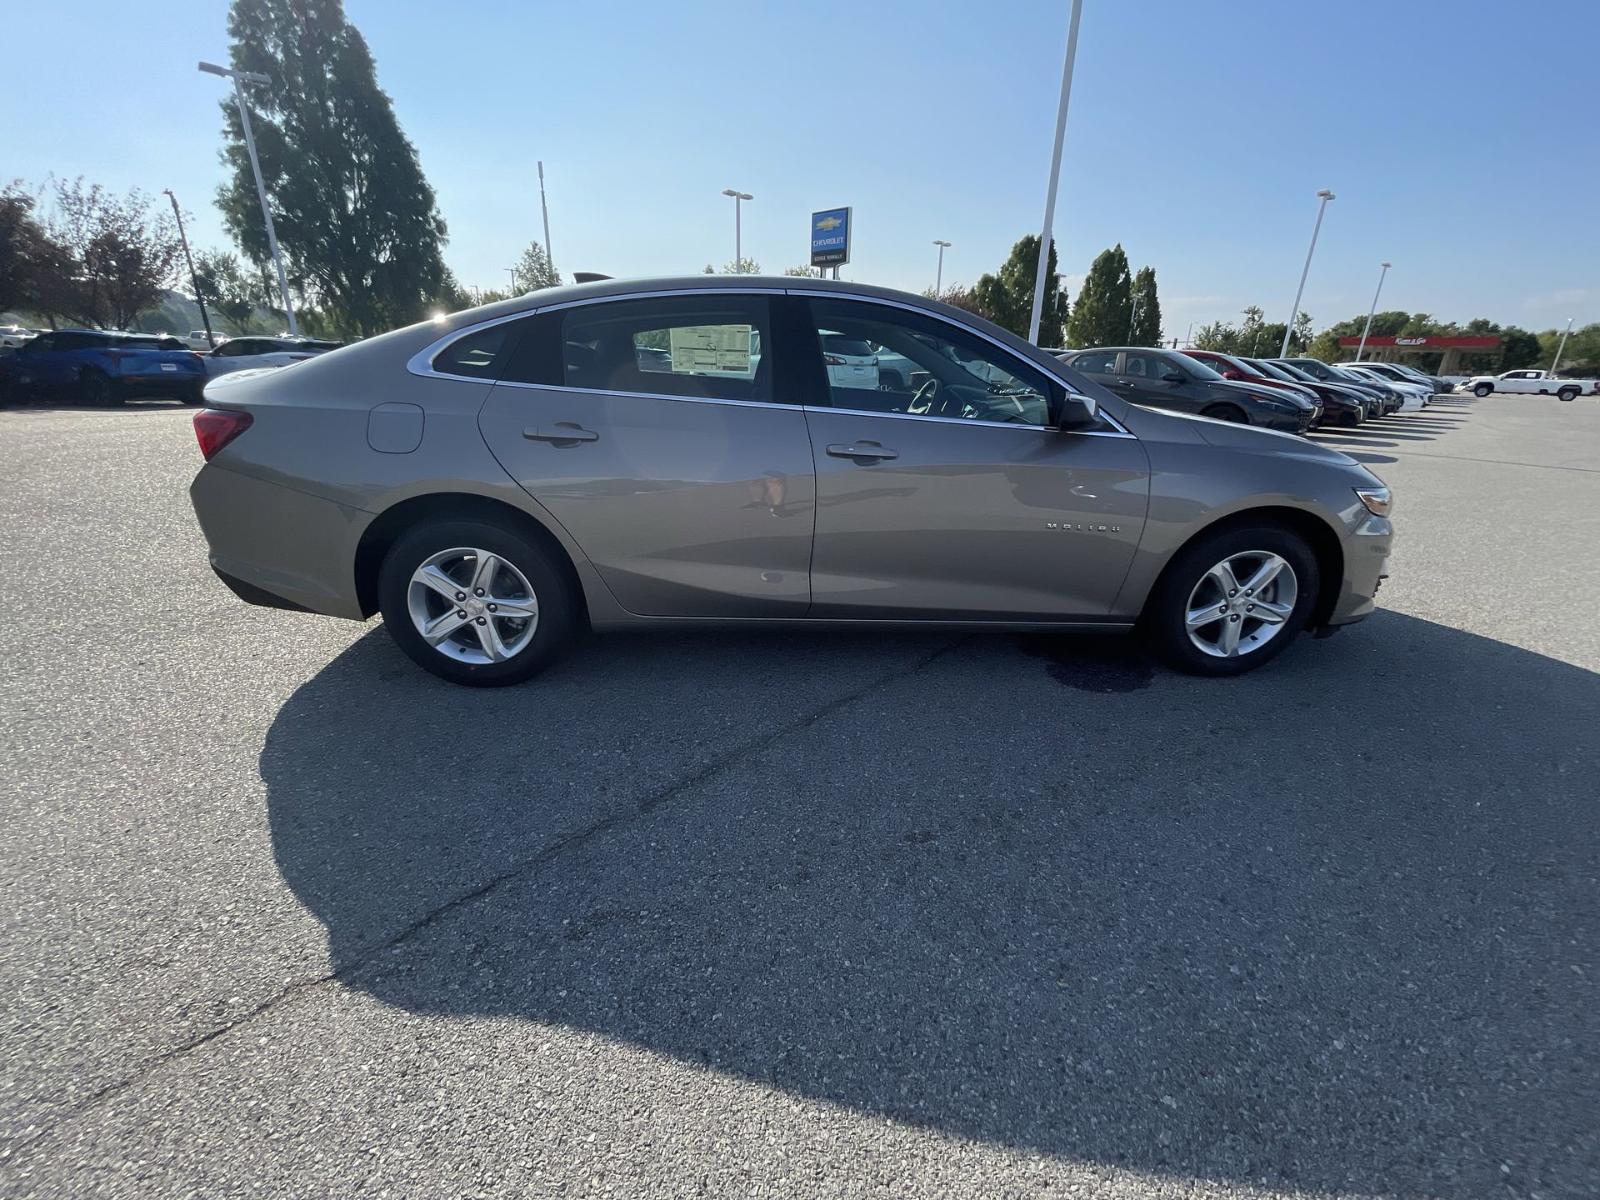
[825,442,898,462]
[524,423,598,444]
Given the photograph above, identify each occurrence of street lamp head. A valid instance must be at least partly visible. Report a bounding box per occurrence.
[722,188,752,200]
[1316,189,1335,200]
[199,60,272,84]
[198,60,228,77]
[933,239,951,248]
[1381,261,1392,269]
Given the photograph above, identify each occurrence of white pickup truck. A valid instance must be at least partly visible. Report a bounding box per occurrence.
[1465,369,1598,401]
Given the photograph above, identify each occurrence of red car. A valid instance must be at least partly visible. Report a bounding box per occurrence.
[1180,350,1335,427]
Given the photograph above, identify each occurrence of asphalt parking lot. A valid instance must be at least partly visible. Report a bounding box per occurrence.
[2,394,1597,1198]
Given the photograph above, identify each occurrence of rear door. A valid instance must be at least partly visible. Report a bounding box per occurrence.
[475,291,817,617]
[794,296,1148,619]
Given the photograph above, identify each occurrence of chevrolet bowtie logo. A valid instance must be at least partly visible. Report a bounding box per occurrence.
[815,216,843,231]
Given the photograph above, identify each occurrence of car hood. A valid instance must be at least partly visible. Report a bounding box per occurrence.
[1130,402,1357,464]
[1214,378,1312,409]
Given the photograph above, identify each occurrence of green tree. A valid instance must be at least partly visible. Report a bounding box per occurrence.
[1129,265,1162,346]
[1,182,72,317]
[1539,323,1600,372]
[1064,244,1131,349]
[971,235,1068,346]
[783,264,819,277]
[722,257,760,274]
[217,0,448,336]
[1500,326,1541,370]
[513,241,559,291]
[194,249,262,331]
[40,178,181,329]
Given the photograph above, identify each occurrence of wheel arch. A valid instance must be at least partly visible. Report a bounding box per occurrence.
[1140,505,1346,630]
[354,491,588,625]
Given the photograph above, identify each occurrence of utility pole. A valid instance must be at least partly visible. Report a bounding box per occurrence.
[198,61,297,335]
[721,189,752,269]
[933,239,951,295]
[506,267,518,293]
[1028,0,1084,345]
[538,161,555,280]
[162,189,215,348]
[1281,188,1335,357]
[1355,262,1392,363]
[1549,317,1575,375]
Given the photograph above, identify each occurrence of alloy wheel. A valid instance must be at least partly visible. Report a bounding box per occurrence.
[1184,551,1298,658]
[405,546,539,664]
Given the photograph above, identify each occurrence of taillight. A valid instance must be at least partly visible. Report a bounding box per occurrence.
[193,408,253,460]
[823,354,845,366]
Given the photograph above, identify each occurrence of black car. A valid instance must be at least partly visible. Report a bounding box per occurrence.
[1276,358,1397,416]
[1247,358,1368,426]
[1061,347,1314,433]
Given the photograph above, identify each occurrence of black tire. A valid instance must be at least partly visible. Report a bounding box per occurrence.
[180,382,206,406]
[1473,383,1493,397]
[79,369,119,406]
[1557,386,1578,402]
[1200,404,1248,424]
[1144,523,1320,677]
[378,518,578,687]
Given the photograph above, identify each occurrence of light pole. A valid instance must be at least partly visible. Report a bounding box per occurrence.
[162,189,215,348]
[932,240,951,294]
[506,267,518,293]
[1549,317,1575,375]
[1184,320,1195,348]
[1280,188,1334,357]
[721,189,752,270]
[538,160,555,280]
[198,60,297,335]
[1028,0,1084,345]
[1354,261,1392,364]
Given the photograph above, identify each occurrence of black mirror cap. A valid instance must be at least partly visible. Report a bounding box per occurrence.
[1056,390,1099,430]
[1162,371,1187,384]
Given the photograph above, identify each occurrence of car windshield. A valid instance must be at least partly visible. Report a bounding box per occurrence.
[1248,359,1298,382]
[1268,361,1317,382]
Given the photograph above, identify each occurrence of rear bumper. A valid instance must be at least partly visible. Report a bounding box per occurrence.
[117,373,203,397]
[190,462,370,620]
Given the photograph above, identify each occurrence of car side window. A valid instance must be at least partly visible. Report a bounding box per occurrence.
[805,298,1057,427]
[1071,350,1118,375]
[433,325,511,379]
[559,295,772,403]
[1123,352,1167,379]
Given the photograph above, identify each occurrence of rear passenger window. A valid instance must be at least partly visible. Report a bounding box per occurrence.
[559,295,771,403]
[1071,350,1118,375]
[433,325,511,380]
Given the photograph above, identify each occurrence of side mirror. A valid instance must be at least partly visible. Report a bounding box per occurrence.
[1057,389,1098,430]
[1221,369,1243,380]
[1163,371,1188,384]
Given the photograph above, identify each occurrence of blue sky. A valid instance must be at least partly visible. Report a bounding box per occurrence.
[6,0,1597,336]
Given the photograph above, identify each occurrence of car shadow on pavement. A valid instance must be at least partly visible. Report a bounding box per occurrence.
[261,614,1598,1198]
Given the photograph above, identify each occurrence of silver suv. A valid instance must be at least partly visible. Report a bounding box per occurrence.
[188,277,1392,684]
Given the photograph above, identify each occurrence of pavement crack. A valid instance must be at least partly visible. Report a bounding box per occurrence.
[1,635,967,1165]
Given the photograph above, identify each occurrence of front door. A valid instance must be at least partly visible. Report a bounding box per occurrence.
[794,296,1149,620]
[476,293,817,617]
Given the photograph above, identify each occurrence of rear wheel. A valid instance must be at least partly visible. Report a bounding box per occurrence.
[79,369,119,406]
[377,518,578,687]
[1200,404,1248,424]
[1557,386,1578,402]
[1145,524,1320,677]
[181,382,206,406]
[1473,383,1493,397]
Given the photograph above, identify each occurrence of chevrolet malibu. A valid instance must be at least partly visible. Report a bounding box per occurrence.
[188,277,1393,684]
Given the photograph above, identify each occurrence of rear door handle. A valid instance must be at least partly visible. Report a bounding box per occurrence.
[825,442,898,462]
[524,423,598,444]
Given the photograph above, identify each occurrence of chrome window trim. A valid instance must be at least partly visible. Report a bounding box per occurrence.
[405,284,1135,439]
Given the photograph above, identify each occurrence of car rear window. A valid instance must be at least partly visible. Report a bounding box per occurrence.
[821,335,875,358]
[433,325,510,380]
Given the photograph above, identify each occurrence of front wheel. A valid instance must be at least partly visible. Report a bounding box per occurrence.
[1473,383,1493,397]
[377,518,578,687]
[1145,525,1320,677]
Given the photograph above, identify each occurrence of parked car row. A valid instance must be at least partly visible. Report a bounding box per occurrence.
[1051,345,1438,434]
[0,328,343,405]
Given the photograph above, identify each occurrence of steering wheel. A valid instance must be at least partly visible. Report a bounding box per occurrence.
[908,377,941,413]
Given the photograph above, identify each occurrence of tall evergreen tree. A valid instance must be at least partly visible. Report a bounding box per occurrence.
[512,241,560,291]
[1129,265,1162,346]
[1065,244,1132,349]
[970,235,1068,346]
[216,0,448,336]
